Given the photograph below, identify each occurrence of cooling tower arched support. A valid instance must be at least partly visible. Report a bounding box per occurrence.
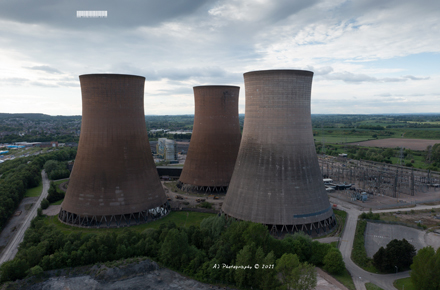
[59,74,169,228]
[178,86,241,193]
[221,70,336,236]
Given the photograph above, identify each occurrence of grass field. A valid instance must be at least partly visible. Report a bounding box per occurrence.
[316,136,374,144]
[365,282,384,290]
[50,199,64,205]
[394,277,415,290]
[43,211,215,235]
[331,268,356,290]
[52,178,69,187]
[24,182,43,197]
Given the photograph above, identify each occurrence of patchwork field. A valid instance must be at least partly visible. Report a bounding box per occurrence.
[349,138,440,150]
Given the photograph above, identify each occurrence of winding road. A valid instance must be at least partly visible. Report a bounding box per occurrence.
[334,197,440,290]
[0,170,50,265]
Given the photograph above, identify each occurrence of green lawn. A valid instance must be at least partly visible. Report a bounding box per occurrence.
[24,182,43,197]
[50,199,64,205]
[44,211,215,235]
[394,277,415,290]
[52,178,69,187]
[365,282,384,290]
[331,268,356,290]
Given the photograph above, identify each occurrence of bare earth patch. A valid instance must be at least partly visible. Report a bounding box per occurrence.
[348,138,440,150]
[43,205,61,216]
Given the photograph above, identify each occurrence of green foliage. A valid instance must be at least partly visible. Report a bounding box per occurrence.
[46,182,65,203]
[310,241,333,266]
[373,239,416,273]
[0,259,29,282]
[351,220,375,270]
[365,283,385,290]
[275,253,317,290]
[159,228,189,269]
[198,201,212,209]
[360,210,381,220]
[44,160,70,180]
[410,246,440,290]
[40,198,49,210]
[323,248,345,274]
[0,148,76,231]
[29,265,44,277]
[0,213,346,288]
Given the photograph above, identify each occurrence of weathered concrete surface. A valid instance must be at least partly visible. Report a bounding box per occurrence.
[7,258,347,290]
[12,259,236,290]
[179,86,241,189]
[0,171,50,265]
[61,74,167,222]
[365,223,427,258]
[222,70,334,232]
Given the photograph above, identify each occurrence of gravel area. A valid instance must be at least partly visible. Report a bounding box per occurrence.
[0,197,38,256]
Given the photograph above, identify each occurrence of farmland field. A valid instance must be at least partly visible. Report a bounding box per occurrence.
[349,138,440,150]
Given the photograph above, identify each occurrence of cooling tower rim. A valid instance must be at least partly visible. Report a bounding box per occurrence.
[244,69,313,77]
[79,73,145,80]
[193,85,240,89]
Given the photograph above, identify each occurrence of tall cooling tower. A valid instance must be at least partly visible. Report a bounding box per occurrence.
[221,70,335,235]
[59,74,169,227]
[178,85,241,193]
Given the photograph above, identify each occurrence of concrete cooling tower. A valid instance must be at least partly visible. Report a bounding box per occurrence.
[221,70,336,236]
[178,85,241,193]
[59,74,169,227]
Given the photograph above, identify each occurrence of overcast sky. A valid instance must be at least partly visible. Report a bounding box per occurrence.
[1,0,439,115]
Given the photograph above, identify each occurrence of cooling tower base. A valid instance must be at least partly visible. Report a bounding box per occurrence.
[177,181,228,193]
[58,202,170,228]
[222,213,337,237]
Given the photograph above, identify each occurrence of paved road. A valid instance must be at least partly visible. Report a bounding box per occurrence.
[0,170,50,265]
[333,197,440,290]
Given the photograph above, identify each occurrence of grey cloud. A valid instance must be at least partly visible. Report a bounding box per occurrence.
[111,63,241,83]
[26,65,62,74]
[265,0,320,24]
[325,72,428,84]
[306,66,333,76]
[0,77,28,84]
[382,77,406,82]
[57,82,79,87]
[29,81,58,88]
[403,75,430,81]
[149,87,193,96]
[375,93,392,97]
[0,0,209,29]
[327,72,378,83]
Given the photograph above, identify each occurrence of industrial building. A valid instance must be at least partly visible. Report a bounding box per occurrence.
[59,74,169,227]
[178,85,241,193]
[222,70,336,235]
[156,138,177,161]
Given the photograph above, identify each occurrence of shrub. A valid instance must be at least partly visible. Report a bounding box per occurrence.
[199,202,212,209]
[40,198,49,210]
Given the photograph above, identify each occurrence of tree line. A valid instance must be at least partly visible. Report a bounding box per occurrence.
[0,148,76,232]
[0,216,345,289]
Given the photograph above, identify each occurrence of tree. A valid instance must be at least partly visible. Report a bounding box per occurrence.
[290,262,317,290]
[276,253,317,290]
[234,243,255,288]
[372,239,416,273]
[29,265,44,277]
[323,248,345,274]
[411,246,440,290]
[40,198,49,210]
[373,247,387,272]
[310,241,332,266]
[159,228,189,269]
